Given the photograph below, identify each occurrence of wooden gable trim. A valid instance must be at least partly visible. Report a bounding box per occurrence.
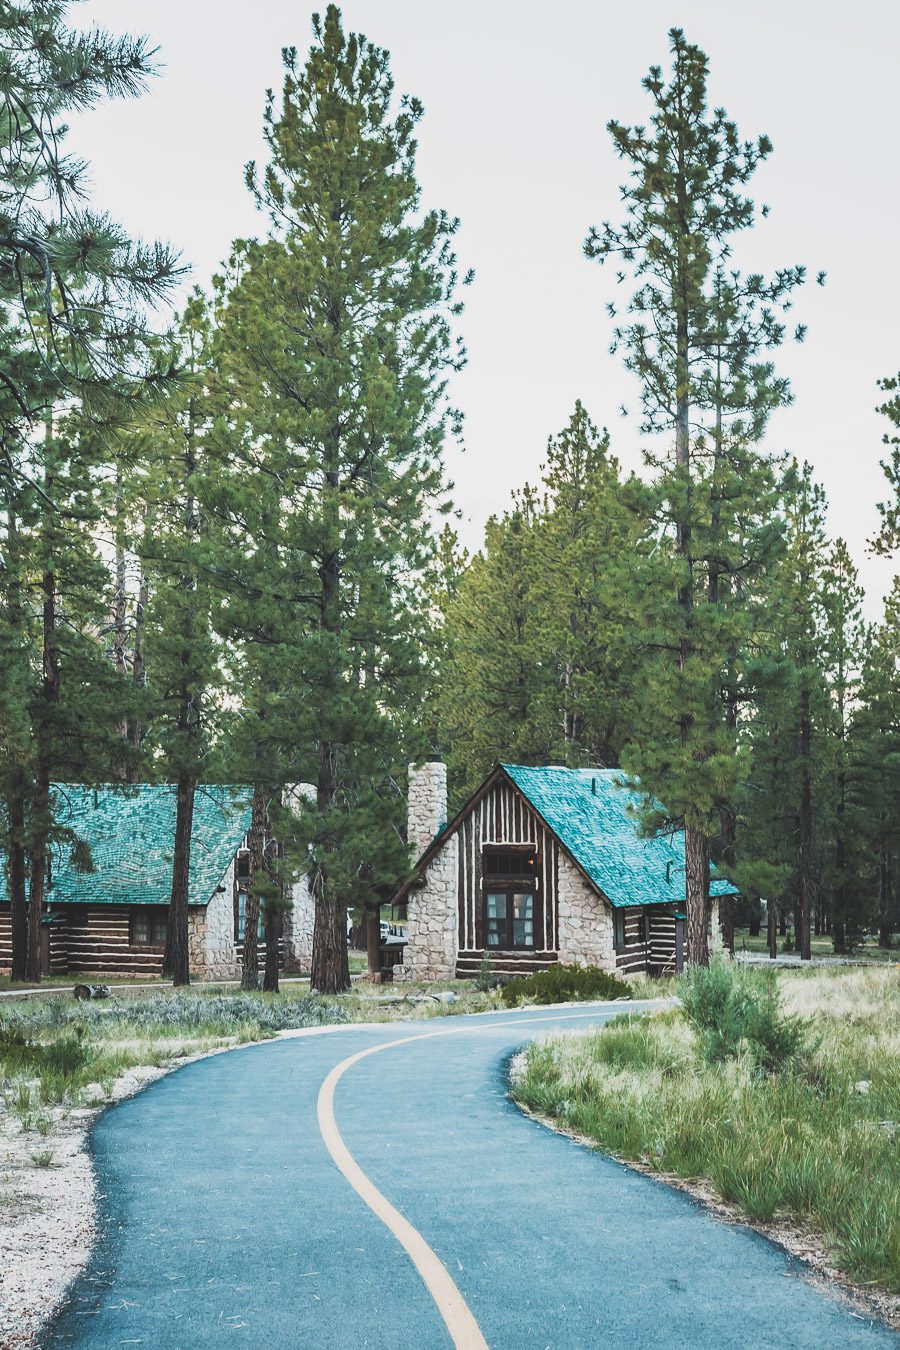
[388,765,506,907]
[390,762,616,914]
[495,767,614,912]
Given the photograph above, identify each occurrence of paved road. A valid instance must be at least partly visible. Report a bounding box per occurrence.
[49,1005,897,1349]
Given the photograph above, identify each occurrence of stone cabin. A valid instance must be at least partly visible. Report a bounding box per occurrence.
[393,762,736,981]
[0,784,316,979]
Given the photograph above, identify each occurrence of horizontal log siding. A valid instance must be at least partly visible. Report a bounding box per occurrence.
[615,906,650,973]
[65,907,163,975]
[0,903,69,974]
[456,777,559,976]
[649,908,678,974]
[0,904,11,971]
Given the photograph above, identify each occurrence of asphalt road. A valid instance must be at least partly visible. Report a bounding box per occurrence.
[48,1004,898,1349]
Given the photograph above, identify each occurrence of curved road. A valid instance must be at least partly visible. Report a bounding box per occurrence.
[49,1004,897,1349]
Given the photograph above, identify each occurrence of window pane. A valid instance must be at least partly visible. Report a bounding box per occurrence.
[486,893,507,919]
[237,852,251,881]
[237,893,246,940]
[132,912,149,944]
[486,919,504,948]
[513,894,534,948]
[152,912,168,944]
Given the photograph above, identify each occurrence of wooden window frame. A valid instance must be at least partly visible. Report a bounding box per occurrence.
[482,843,538,882]
[483,889,537,951]
[130,907,167,947]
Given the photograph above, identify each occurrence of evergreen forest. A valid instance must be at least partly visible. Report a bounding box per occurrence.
[0,5,897,993]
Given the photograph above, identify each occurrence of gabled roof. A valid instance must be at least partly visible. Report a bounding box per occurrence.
[1,784,254,908]
[501,765,738,909]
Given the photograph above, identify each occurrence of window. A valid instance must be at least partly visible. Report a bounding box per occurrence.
[485,892,535,950]
[235,892,266,943]
[483,847,537,879]
[613,910,626,951]
[131,909,167,946]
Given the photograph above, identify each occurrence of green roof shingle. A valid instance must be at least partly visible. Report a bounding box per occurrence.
[501,764,738,909]
[2,784,253,909]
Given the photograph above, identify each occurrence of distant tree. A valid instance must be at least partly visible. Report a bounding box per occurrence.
[585,28,812,965]
[818,538,865,952]
[873,374,900,556]
[850,584,900,948]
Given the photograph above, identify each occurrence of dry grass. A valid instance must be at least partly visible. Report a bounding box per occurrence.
[514,965,900,1294]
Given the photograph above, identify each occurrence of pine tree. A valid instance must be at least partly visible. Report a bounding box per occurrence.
[818,538,865,951]
[851,585,900,947]
[586,28,812,964]
[874,374,900,555]
[132,299,224,987]
[0,3,181,981]
[208,7,465,993]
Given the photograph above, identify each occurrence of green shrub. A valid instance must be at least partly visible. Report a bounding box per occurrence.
[501,963,630,1007]
[678,960,810,1072]
[474,957,500,993]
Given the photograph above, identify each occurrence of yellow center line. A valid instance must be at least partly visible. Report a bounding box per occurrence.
[316,1007,647,1350]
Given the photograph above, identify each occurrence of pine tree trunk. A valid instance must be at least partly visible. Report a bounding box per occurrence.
[878,850,892,948]
[798,685,813,961]
[310,539,351,993]
[263,905,281,993]
[7,784,28,982]
[126,555,148,776]
[684,825,710,967]
[241,788,265,990]
[4,509,29,981]
[112,478,129,758]
[27,557,60,983]
[718,812,736,955]
[748,910,761,938]
[163,773,194,986]
[767,898,778,959]
[26,799,46,983]
[366,906,381,979]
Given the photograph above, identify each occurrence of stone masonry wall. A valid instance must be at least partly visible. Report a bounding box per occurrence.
[407,761,448,858]
[708,897,724,956]
[394,841,458,982]
[284,874,315,972]
[556,851,615,971]
[189,860,240,979]
[396,761,455,982]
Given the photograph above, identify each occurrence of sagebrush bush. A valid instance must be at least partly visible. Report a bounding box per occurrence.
[678,959,810,1072]
[501,963,630,1007]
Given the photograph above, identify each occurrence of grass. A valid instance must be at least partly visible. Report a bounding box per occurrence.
[513,965,900,1294]
[734,927,896,961]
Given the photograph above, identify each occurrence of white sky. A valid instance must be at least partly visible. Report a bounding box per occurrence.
[75,0,899,620]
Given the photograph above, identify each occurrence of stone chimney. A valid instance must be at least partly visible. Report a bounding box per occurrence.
[407,759,448,860]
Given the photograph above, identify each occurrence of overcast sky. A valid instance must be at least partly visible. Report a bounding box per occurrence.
[76,0,899,619]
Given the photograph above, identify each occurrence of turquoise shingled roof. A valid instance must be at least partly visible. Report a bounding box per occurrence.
[1,784,253,908]
[502,765,738,910]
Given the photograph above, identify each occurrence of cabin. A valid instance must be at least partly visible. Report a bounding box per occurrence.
[0,784,316,979]
[392,761,737,981]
